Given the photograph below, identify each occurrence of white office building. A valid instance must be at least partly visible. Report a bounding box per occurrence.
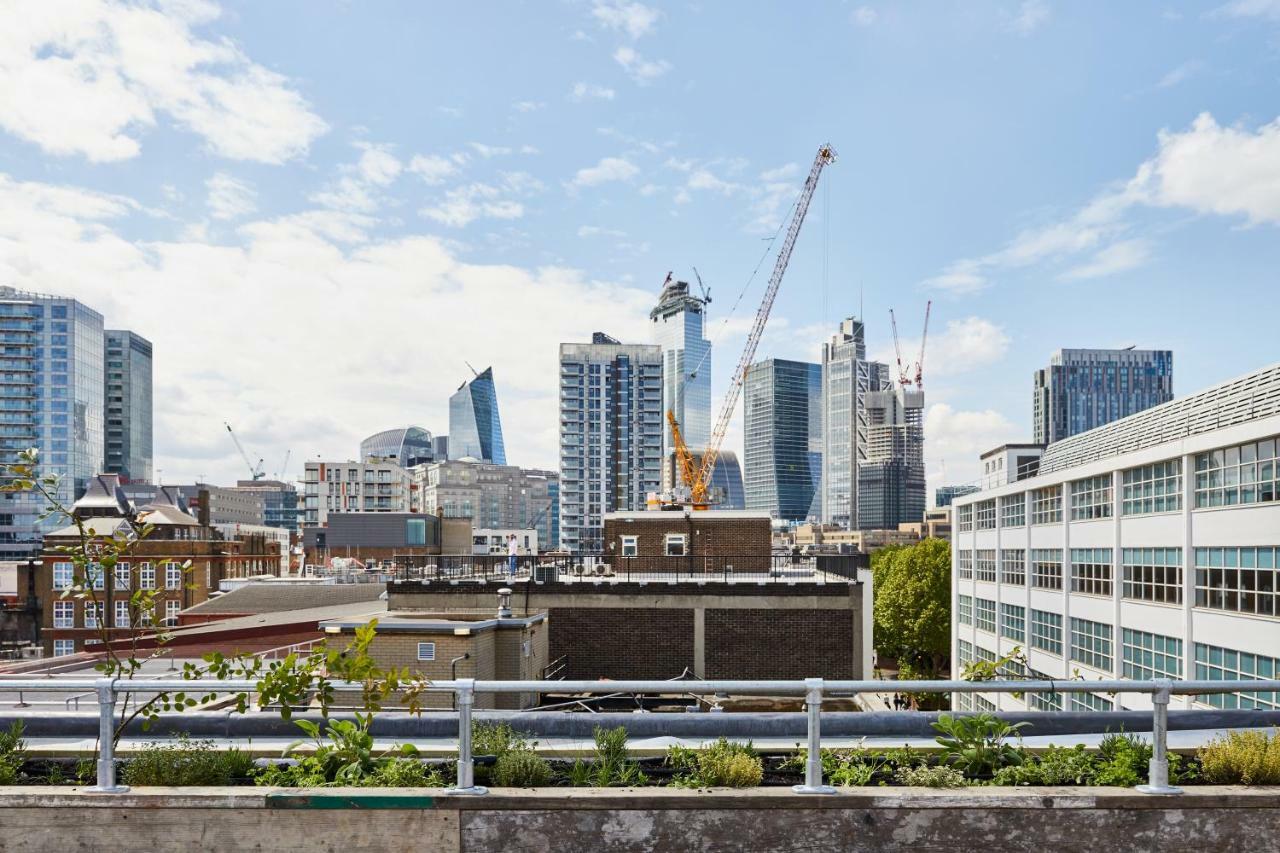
[952,363,1280,712]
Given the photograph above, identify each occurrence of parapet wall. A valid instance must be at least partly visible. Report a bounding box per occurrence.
[1,787,1278,852]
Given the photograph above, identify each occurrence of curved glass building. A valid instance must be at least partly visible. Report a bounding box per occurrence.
[360,426,436,468]
[449,367,506,464]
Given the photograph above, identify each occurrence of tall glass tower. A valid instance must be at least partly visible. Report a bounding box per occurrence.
[650,276,711,489]
[449,366,506,463]
[103,330,153,483]
[820,318,890,529]
[743,358,822,521]
[1033,348,1174,444]
[0,287,105,559]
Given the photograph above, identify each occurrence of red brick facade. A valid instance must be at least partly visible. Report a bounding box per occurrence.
[602,512,772,571]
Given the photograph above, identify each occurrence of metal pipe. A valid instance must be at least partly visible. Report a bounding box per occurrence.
[86,678,127,793]
[793,678,835,795]
[1137,680,1182,795]
[448,678,486,796]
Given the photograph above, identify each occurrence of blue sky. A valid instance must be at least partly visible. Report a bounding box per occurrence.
[1,0,1278,490]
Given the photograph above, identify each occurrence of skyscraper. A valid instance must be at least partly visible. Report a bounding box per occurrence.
[650,276,711,489]
[0,286,105,560]
[1033,348,1173,444]
[103,330,153,484]
[360,426,436,467]
[744,358,822,521]
[857,386,925,529]
[820,317,890,529]
[558,333,663,552]
[449,366,506,463]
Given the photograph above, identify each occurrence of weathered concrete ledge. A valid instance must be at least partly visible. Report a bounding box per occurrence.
[0,786,1277,852]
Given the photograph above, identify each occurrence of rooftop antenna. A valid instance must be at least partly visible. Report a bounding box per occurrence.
[463,360,480,377]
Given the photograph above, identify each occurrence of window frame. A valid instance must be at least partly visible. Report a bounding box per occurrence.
[619,535,638,557]
[664,533,687,557]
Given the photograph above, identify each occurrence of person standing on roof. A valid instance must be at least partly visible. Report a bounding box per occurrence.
[507,533,519,576]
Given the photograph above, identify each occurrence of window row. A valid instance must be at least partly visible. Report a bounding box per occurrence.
[1070,475,1112,521]
[51,561,184,591]
[1194,547,1280,618]
[51,599,181,628]
[1194,436,1280,510]
[1194,642,1280,710]
[1122,460,1182,516]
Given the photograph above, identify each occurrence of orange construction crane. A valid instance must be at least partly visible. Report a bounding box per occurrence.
[668,144,836,509]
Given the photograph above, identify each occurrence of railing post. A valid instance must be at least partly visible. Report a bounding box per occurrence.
[87,678,128,793]
[793,677,836,794]
[448,678,487,795]
[1136,679,1181,795]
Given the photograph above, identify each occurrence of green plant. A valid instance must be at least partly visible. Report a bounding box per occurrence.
[367,758,447,787]
[567,726,646,787]
[122,735,252,786]
[829,756,882,787]
[1198,729,1280,785]
[991,745,1096,786]
[0,722,26,785]
[872,539,951,682]
[255,714,422,787]
[893,765,966,788]
[472,722,530,758]
[1089,731,1150,787]
[669,739,762,788]
[493,749,553,787]
[932,713,1028,776]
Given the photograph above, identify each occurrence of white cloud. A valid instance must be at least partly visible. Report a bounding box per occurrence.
[577,225,627,238]
[592,1,660,38]
[0,0,327,163]
[924,403,1019,490]
[1059,239,1151,281]
[1009,0,1050,35]
[0,171,656,484]
[870,315,1011,381]
[308,143,404,214]
[513,100,545,113]
[355,143,402,186]
[851,6,878,26]
[1157,59,1205,89]
[469,143,513,158]
[925,112,1280,293]
[204,172,256,220]
[420,172,540,227]
[1215,0,1280,20]
[570,82,617,102]
[569,156,640,188]
[407,154,460,186]
[613,46,672,83]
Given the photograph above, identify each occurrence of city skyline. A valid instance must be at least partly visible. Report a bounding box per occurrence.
[1,2,1278,492]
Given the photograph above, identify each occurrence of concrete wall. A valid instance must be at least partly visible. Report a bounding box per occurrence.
[1,787,1278,852]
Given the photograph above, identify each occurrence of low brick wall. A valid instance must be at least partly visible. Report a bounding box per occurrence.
[1,787,1278,852]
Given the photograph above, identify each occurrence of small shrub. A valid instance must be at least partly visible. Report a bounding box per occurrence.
[0,722,26,785]
[829,758,881,787]
[567,726,645,787]
[493,749,552,787]
[1091,731,1151,787]
[368,758,447,787]
[472,722,529,758]
[1199,730,1280,785]
[932,713,1028,776]
[670,739,762,788]
[991,745,1095,786]
[893,765,965,788]
[123,736,252,787]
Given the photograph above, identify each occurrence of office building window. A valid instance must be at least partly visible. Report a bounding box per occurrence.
[1070,475,1113,521]
[165,600,181,626]
[975,500,996,530]
[53,640,75,658]
[1194,547,1279,617]
[84,602,103,629]
[957,639,973,666]
[1070,617,1113,672]
[405,518,427,546]
[1070,692,1113,712]
[1000,603,1025,642]
[1000,494,1025,528]
[1000,550,1025,586]
[975,598,996,634]
[1194,642,1279,710]
[1031,609,1063,654]
[52,562,73,590]
[115,600,131,628]
[1070,548,1113,596]
[1029,691,1063,711]
[1122,629,1183,680]
[976,550,997,582]
[1031,549,1063,590]
[1194,437,1279,508]
[53,601,74,628]
[114,564,130,590]
[957,504,973,532]
[1122,548,1183,605]
[956,550,972,579]
[958,594,973,625]
[619,535,637,557]
[1031,485,1062,525]
[975,695,997,712]
[665,534,686,557]
[165,562,182,590]
[139,563,155,590]
[87,563,105,591]
[1122,460,1182,516]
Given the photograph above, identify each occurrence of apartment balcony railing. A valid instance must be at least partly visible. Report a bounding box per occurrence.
[0,674,1273,796]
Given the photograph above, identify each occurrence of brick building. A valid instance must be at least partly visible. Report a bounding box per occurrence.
[39,476,281,657]
[601,510,772,571]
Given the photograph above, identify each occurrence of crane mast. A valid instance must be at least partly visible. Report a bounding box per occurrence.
[224,422,265,481]
[889,308,910,387]
[677,144,836,508]
[914,299,932,389]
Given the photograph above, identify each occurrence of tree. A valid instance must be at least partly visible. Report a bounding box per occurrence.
[872,538,951,681]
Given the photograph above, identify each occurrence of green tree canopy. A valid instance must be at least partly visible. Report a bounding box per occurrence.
[872,538,951,678]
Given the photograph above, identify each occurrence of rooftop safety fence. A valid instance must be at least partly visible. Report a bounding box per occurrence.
[388,553,864,583]
[0,675,1275,796]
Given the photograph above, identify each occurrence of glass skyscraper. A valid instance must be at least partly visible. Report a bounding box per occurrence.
[1033,348,1173,445]
[858,387,926,529]
[558,333,662,552]
[0,287,105,560]
[449,366,506,463]
[650,277,711,487]
[820,317,890,528]
[743,358,822,521]
[103,329,153,484]
[360,426,437,467]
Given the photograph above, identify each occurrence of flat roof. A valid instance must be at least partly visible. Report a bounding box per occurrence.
[320,608,546,633]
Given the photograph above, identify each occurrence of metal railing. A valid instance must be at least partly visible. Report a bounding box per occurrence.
[1,676,1278,796]
[391,554,865,584]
